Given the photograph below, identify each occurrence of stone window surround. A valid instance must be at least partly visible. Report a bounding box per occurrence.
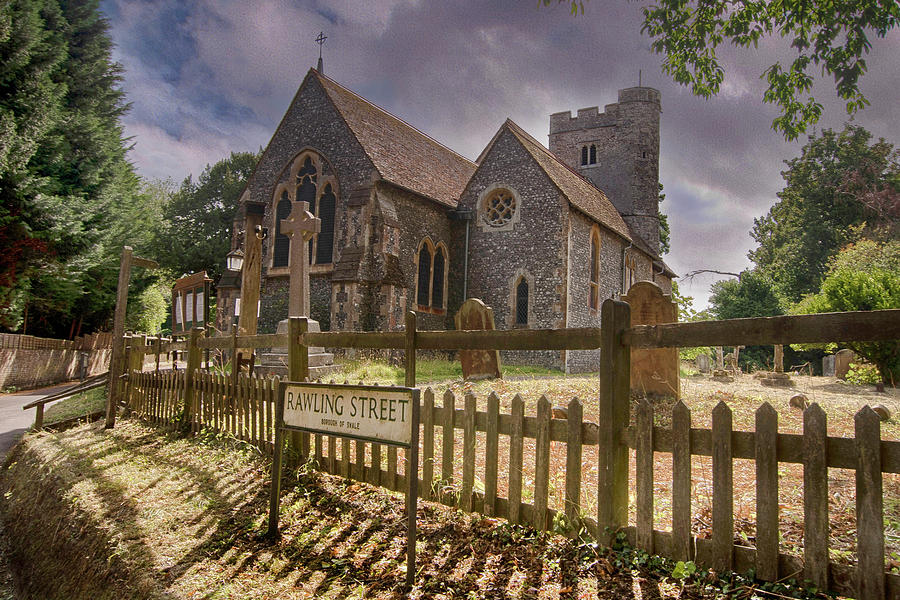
[267,148,339,277]
[508,268,534,329]
[580,143,599,166]
[414,236,448,315]
[477,183,521,232]
[589,225,601,312]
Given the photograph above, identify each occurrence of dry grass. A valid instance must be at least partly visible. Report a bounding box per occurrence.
[403,370,900,569]
[0,420,704,599]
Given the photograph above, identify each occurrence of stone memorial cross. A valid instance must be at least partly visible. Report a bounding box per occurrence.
[280,200,321,317]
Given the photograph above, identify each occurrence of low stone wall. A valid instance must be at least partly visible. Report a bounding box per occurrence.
[0,334,111,391]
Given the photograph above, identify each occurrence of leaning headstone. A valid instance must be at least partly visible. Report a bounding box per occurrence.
[621,281,679,398]
[871,404,891,422]
[695,354,710,373]
[834,348,856,380]
[823,355,836,377]
[455,298,501,380]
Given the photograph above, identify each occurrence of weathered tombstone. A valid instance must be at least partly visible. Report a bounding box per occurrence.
[454,298,501,380]
[822,354,836,377]
[773,344,784,373]
[834,348,856,380]
[716,346,724,369]
[695,353,710,373]
[621,281,679,398]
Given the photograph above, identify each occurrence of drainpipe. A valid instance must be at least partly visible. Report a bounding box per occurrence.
[621,242,634,294]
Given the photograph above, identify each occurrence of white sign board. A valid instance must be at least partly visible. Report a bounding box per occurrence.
[282,382,414,445]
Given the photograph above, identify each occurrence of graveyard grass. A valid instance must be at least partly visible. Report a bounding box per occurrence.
[2,363,898,598]
[2,420,709,600]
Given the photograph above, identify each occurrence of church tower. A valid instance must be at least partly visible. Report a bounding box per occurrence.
[549,87,661,254]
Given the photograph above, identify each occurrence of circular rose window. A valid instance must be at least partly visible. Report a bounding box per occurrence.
[483,189,517,227]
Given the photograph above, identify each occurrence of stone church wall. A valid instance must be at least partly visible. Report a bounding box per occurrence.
[458,128,568,369]
[565,210,628,373]
[250,75,376,331]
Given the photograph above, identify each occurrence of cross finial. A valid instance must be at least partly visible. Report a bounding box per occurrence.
[315,31,327,73]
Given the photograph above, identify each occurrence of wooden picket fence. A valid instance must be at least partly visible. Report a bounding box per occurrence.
[120,305,900,600]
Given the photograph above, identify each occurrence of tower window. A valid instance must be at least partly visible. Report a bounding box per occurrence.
[581,146,588,166]
[589,144,597,165]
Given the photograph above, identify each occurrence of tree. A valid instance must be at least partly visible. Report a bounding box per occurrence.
[709,270,782,320]
[0,0,145,337]
[749,125,899,302]
[152,152,259,284]
[658,182,670,255]
[546,0,900,140]
[794,243,899,385]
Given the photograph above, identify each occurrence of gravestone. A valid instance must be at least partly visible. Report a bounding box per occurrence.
[621,281,679,398]
[695,353,710,373]
[259,198,336,377]
[822,355,836,377]
[834,348,856,380]
[454,298,501,380]
[716,347,724,369]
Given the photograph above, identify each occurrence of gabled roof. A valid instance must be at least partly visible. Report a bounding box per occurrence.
[499,119,632,241]
[313,70,476,207]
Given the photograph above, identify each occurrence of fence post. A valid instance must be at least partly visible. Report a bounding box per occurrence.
[597,298,630,543]
[180,327,202,434]
[288,317,309,463]
[105,246,133,429]
[405,311,416,387]
[125,334,146,414]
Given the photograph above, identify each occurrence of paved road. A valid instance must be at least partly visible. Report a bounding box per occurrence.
[0,383,76,459]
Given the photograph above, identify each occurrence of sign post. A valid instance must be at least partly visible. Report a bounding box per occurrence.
[268,380,420,588]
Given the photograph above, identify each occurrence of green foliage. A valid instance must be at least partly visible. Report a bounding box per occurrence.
[750,126,899,302]
[151,152,259,284]
[670,560,696,580]
[125,279,170,334]
[670,280,712,322]
[794,247,900,384]
[709,270,783,320]
[639,0,899,140]
[546,0,900,139]
[0,0,150,337]
[845,362,881,386]
[657,182,670,255]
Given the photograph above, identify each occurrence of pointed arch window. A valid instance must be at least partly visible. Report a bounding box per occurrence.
[589,227,601,310]
[271,150,338,270]
[589,144,597,165]
[415,238,448,313]
[273,190,292,267]
[581,146,588,166]
[515,277,529,326]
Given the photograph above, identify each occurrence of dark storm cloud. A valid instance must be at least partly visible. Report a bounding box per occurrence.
[100,0,900,307]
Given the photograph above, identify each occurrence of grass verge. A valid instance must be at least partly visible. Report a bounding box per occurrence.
[0,420,827,599]
[42,387,106,426]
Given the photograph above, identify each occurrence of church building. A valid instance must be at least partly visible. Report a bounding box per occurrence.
[218,68,674,373]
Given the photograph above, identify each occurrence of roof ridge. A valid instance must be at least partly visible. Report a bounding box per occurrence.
[503,118,607,196]
[313,70,477,168]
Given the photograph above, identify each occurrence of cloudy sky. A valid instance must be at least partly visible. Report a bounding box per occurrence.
[99,0,900,309]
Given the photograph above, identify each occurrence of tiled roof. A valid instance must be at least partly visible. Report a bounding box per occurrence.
[502,119,632,241]
[314,70,476,207]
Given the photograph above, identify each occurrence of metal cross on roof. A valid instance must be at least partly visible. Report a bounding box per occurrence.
[315,31,327,58]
